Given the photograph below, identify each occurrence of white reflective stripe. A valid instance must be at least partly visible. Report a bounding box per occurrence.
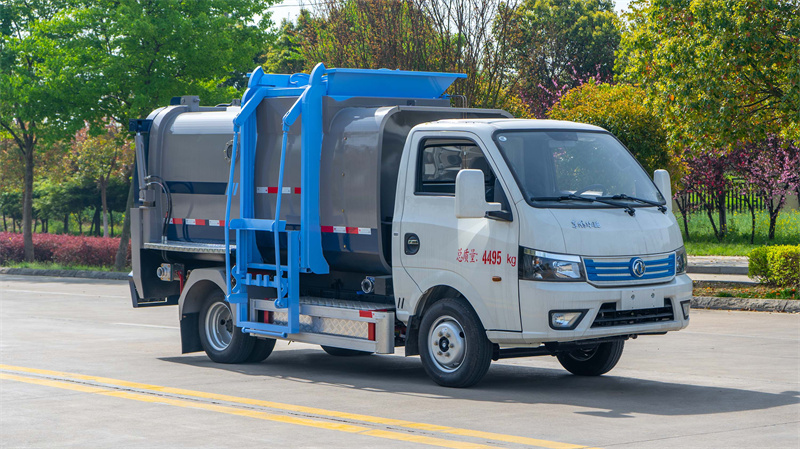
[357,228,372,235]
[333,226,347,234]
[256,187,299,194]
[208,220,223,227]
[185,218,196,226]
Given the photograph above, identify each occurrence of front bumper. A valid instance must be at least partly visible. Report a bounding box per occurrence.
[489,274,692,346]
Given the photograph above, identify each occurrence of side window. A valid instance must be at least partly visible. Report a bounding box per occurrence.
[415,138,505,206]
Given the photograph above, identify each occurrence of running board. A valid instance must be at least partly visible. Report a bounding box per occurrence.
[249,297,395,354]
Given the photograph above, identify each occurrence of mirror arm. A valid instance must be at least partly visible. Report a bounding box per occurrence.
[485,210,513,222]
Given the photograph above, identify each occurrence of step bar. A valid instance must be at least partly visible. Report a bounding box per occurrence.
[248,297,395,354]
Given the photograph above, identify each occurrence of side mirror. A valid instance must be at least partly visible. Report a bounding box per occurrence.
[653,169,672,213]
[455,169,502,218]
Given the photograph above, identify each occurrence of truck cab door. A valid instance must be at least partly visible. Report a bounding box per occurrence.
[396,132,521,332]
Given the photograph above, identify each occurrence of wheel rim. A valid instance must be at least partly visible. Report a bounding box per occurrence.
[567,345,598,362]
[205,302,233,352]
[427,315,466,373]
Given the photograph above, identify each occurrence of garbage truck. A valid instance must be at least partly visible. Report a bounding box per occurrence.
[128,63,692,387]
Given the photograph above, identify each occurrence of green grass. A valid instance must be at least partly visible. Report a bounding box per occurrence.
[2,261,127,272]
[677,209,800,256]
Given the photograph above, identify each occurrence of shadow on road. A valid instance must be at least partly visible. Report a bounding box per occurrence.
[160,349,799,418]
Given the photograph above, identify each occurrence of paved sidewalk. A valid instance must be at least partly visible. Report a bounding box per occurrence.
[687,255,748,274]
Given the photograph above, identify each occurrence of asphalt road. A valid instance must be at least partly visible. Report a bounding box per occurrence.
[1,275,798,449]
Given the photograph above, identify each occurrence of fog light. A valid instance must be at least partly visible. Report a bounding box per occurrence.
[549,310,587,330]
[681,300,691,320]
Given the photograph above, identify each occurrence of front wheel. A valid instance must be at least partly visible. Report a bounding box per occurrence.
[556,340,624,376]
[418,299,492,388]
[198,290,273,364]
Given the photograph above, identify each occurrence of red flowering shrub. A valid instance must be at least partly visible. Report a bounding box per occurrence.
[0,232,129,268]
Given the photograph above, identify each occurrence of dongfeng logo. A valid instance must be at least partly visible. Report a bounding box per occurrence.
[629,257,646,278]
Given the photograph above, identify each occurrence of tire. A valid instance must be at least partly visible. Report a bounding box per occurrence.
[418,298,493,388]
[321,345,372,357]
[556,340,624,376]
[246,338,277,363]
[198,290,258,364]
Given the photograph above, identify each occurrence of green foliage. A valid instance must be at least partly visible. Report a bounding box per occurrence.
[508,0,621,108]
[748,246,769,278]
[749,245,800,287]
[548,82,672,175]
[767,246,800,288]
[263,14,310,74]
[618,0,800,150]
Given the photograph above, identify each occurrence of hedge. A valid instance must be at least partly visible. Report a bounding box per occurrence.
[748,245,800,288]
[0,232,129,268]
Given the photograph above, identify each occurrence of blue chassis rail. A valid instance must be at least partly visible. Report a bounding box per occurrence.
[224,63,465,337]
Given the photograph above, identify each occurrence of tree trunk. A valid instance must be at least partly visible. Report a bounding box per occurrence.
[110,211,114,236]
[767,195,786,240]
[716,190,727,239]
[114,178,135,271]
[2,211,6,232]
[675,194,690,241]
[91,205,101,236]
[77,211,83,235]
[63,213,69,234]
[699,192,721,241]
[22,143,34,261]
[100,178,109,238]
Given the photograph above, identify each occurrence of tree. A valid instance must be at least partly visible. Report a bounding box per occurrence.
[0,0,97,260]
[507,0,621,117]
[730,137,800,240]
[678,151,731,241]
[548,82,673,176]
[618,0,800,151]
[60,0,277,268]
[264,14,310,75]
[70,122,133,238]
[301,0,529,115]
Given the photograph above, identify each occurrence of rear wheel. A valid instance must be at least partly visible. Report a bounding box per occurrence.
[198,290,273,364]
[418,299,492,388]
[320,346,372,357]
[556,340,624,376]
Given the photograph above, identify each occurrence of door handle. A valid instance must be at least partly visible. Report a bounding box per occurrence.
[404,233,420,255]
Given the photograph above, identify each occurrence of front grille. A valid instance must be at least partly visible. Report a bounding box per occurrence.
[591,299,674,328]
[584,253,675,285]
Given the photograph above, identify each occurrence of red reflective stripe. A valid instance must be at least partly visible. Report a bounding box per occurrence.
[320,226,334,233]
[267,187,279,194]
[359,310,372,318]
[368,323,376,341]
[195,219,206,226]
[172,218,183,225]
[294,187,301,194]
[346,227,358,234]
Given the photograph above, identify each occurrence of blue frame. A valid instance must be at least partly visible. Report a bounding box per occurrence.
[224,63,465,337]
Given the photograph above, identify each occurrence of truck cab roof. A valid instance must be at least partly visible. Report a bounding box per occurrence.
[416,118,607,134]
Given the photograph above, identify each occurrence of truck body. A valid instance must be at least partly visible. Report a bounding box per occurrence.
[129,64,692,387]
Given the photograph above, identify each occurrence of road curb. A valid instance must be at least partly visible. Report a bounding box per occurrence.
[687,265,749,275]
[692,296,799,313]
[0,267,129,281]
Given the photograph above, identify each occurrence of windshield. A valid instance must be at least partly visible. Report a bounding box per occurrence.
[493,130,665,208]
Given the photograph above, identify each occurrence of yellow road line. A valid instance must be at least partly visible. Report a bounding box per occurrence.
[0,372,490,449]
[0,364,592,449]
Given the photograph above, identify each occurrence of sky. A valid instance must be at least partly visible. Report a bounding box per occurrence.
[268,0,633,24]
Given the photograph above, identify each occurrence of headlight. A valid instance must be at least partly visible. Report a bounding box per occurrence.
[519,248,585,281]
[675,246,687,274]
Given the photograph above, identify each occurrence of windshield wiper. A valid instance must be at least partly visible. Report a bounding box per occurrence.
[531,194,636,216]
[598,194,667,213]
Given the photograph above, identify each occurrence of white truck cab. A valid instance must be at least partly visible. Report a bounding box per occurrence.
[129,66,691,388]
